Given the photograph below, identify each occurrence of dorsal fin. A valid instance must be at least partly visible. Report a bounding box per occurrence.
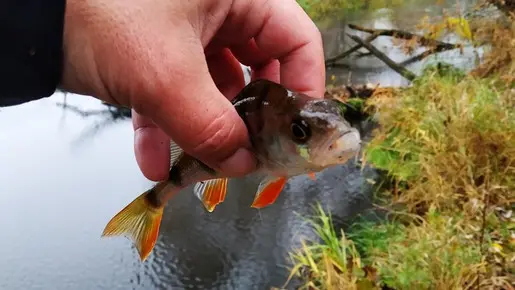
[170,140,184,168]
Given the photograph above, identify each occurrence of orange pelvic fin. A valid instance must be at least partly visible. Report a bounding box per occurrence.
[193,178,229,212]
[102,186,165,261]
[308,172,316,180]
[251,176,287,209]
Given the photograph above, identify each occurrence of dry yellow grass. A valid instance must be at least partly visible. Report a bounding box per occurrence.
[285,3,514,290]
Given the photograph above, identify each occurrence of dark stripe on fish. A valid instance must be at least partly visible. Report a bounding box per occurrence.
[144,181,169,208]
[196,159,217,175]
[232,80,271,144]
[168,153,217,187]
[230,79,294,164]
[168,165,183,186]
[144,187,162,208]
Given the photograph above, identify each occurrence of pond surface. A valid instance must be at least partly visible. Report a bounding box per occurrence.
[0,1,478,289]
[321,0,481,86]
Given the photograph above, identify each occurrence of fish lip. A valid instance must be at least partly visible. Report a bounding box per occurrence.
[318,126,361,155]
[337,126,361,144]
[339,128,359,139]
[333,127,362,152]
[307,126,361,169]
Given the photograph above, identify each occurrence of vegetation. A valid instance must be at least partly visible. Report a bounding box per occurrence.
[285,1,515,289]
[297,0,409,20]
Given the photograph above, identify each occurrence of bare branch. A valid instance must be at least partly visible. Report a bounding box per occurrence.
[348,24,458,50]
[325,24,461,68]
[347,34,417,81]
[325,33,380,66]
[399,44,461,66]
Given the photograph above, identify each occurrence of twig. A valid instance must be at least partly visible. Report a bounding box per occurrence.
[347,33,417,81]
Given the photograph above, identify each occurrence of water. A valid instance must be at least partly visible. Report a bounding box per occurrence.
[321,0,481,86]
[0,1,479,289]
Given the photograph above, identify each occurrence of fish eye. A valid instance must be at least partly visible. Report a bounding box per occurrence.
[290,118,311,143]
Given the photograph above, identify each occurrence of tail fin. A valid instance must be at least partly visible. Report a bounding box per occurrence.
[102,185,165,261]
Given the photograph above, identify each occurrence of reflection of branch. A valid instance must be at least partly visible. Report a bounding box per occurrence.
[56,102,132,119]
[55,101,132,146]
[347,34,417,81]
[56,103,113,117]
[70,118,122,148]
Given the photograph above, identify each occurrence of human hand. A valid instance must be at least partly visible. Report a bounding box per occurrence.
[60,0,325,181]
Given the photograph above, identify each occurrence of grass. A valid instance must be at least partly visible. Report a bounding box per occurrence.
[283,204,372,290]
[284,9,515,289]
[285,205,494,290]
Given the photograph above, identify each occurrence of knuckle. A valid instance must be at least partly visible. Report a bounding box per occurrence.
[191,106,239,160]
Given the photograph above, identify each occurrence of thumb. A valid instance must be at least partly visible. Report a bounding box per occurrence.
[133,39,256,177]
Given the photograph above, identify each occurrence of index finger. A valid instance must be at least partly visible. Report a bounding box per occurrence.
[222,0,325,97]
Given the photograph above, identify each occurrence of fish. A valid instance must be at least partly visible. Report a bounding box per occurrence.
[101,79,362,261]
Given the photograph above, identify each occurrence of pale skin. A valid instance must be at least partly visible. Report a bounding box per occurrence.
[60,0,325,181]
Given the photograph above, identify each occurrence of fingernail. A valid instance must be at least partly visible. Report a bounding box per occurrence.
[218,148,256,177]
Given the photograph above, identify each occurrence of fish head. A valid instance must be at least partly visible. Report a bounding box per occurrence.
[244,80,361,176]
[274,97,361,175]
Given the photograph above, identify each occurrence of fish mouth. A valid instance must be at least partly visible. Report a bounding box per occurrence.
[338,129,361,150]
[324,126,362,163]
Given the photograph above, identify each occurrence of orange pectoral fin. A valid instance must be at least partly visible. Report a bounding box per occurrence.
[308,172,316,180]
[251,177,287,209]
[193,178,228,212]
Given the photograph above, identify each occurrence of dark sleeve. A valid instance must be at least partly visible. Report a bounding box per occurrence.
[0,0,66,107]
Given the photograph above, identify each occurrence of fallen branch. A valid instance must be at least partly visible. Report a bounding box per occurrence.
[325,33,380,66]
[325,24,461,68]
[347,33,417,81]
[348,24,459,50]
[399,44,461,66]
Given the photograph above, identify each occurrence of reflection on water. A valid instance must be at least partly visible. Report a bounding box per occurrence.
[0,1,480,289]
